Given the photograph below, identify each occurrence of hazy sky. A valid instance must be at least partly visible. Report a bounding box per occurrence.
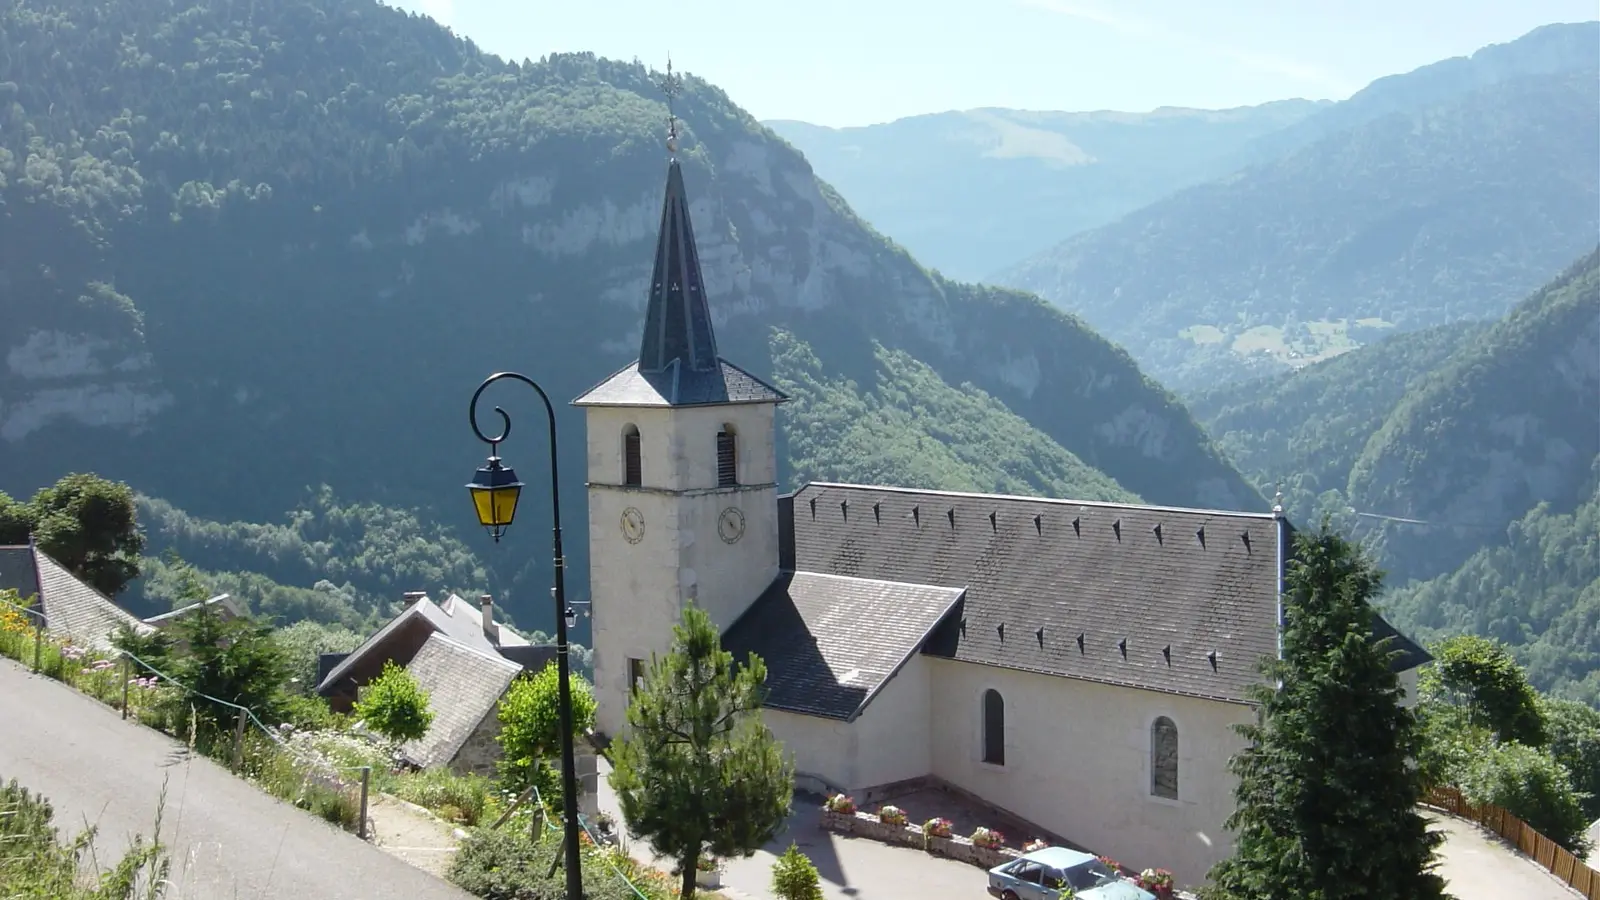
[383,0,1599,127]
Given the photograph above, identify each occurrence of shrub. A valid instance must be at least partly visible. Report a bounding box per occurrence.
[0,776,171,899]
[353,659,433,743]
[770,841,824,900]
[877,804,907,825]
[971,826,1004,848]
[922,817,953,838]
[1460,740,1593,856]
[393,768,491,826]
[823,793,857,815]
[448,826,674,900]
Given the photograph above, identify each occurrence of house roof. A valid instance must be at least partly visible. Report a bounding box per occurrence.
[316,593,529,694]
[785,484,1286,705]
[0,544,150,652]
[1370,614,1433,671]
[399,632,522,769]
[721,571,965,721]
[571,159,785,409]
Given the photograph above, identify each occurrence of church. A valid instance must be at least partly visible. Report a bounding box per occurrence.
[570,152,1430,886]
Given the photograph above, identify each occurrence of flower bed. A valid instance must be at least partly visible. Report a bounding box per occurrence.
[817,803,1018,869]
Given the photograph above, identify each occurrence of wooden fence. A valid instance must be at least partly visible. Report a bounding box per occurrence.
[1424,785,1598,899]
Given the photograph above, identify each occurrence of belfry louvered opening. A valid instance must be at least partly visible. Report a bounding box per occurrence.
[623,424,642,486]
[716,426,738,487]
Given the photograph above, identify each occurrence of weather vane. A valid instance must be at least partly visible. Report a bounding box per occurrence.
[660,55,683,156]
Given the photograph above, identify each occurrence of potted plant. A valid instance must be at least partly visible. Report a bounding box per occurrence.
[922,817,953,838]
[1137,867,1176,899]
[695,854,723,889]
[1097,855,1122,875]
[971,826,1005,849]
[1023,838,1049,853]
[823,793,857,815]
[877,804,907,826]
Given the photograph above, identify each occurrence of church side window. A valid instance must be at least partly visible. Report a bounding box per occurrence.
[1152,716,1179,799]
[716,426,738,487]
[982,689,1006,766]
[628,657,647,695]
[622,425,642,486]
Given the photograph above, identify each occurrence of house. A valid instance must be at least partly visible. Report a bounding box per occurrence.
[314,591,550,713]
[142,593,248,629]
[0,540,153,652]
[314,592,602,804]
[572,154,1432,887]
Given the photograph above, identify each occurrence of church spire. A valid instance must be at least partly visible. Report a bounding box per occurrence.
[638,59,719,375]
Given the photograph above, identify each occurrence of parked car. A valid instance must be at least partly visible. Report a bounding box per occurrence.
[987,846,1155,900]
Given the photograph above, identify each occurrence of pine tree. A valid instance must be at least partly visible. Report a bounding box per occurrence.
[608,604,794,899]
[1207,524,1446,900]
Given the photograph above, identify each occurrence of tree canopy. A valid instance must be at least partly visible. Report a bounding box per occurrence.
[0,473,144,596]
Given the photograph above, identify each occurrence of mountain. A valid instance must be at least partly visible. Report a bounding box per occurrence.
[1347,248,1600,580]
[765,101,1323,281]
[1000,23,1600,391]
[1192,251,1600,702]
[0,0,1259,630]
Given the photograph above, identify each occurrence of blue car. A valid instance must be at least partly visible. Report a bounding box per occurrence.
[986,846,1155,900]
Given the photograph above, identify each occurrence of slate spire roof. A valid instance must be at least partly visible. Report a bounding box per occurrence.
[572,161,786,408]
[640,160,718,375]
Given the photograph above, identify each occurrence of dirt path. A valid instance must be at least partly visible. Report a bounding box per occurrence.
[1429,812,1582,900]
[368,793,465,880]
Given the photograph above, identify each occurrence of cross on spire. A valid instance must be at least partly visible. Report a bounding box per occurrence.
[660,56,683,157]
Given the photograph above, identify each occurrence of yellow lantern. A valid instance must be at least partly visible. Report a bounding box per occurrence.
[467,456,523,542]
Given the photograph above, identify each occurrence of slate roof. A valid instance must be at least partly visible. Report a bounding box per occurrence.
[142,593,246,627]
[1371,615,1433,671]
[0,544,150,652]
[317,593,530,694]
[572,358,786,408]
[399,632,522,769]
[785,484,1287,705]
[571,160,785,409]
[721,571,965,721]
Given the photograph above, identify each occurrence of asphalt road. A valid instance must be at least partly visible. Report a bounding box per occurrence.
[0,658,474,900]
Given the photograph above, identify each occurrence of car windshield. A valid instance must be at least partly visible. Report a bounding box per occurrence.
[1063,860,1119,890]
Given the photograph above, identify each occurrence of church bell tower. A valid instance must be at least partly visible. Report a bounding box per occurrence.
[572,69,787,739]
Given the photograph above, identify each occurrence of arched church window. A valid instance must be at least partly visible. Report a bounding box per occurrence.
[622,424,642,486]
[982,688,1005,765]
[716,425,738,487]
[1152,716,1179,799]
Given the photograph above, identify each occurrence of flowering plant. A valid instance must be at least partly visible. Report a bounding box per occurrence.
[1097,856,1122,874]
[1023,838,1050,853]
[877,804,907,826]
[970,826,1005,849]
[922,817,953,838]
[823,794,857,815]
[1137,868,1175,897]
[695,854,721,872]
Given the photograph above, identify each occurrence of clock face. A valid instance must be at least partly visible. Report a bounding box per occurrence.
[620,507,646,544]
[717,506,746,544]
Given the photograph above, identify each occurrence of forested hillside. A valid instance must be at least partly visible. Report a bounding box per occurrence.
[0,0,1258,631]
[1194,250,1600,703]
[999,23,1599,390]
[766,101,1320,281]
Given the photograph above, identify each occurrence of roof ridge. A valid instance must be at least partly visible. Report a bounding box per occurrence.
[788,569,964,591]
[800,482,1275,520]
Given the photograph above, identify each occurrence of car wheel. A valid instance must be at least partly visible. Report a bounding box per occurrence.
[1001,892,1019,900]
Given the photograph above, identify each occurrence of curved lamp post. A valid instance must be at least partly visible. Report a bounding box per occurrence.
[467,371,584,900]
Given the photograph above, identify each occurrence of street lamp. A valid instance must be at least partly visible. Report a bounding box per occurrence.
[467,371,585,900]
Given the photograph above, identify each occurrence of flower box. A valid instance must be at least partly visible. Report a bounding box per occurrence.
[694,868,722,889]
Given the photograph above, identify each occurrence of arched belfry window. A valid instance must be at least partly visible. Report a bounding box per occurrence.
[982,689,1005,766]
[1151,716,1179,799]
[716,425,738,487]
[622,424,642,487]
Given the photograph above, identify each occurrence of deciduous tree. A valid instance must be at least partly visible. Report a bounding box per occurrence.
[355,659,434,744]
[1207,524,1445,900]
[496,660,597,795]
[0,474,144,596]
[1425,634,1547,747]
[609,604,794,899]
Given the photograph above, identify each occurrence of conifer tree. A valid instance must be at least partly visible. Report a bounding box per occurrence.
[608,604,794,899]
[1207,524,1446,900]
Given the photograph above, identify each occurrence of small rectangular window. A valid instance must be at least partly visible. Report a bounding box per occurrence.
[716,430,737,487]
[627,657,646,695]
[623,431,642,486]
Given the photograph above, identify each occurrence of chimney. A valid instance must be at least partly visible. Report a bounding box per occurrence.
[481,594,498,645]
[402,591,427,606]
